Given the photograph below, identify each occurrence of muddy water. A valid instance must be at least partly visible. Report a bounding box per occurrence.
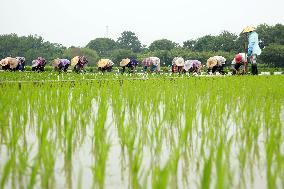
[1,103,281,189]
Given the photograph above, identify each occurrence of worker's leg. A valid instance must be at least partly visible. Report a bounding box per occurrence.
[143,66,148,72]
[178,66,183,74]
[250,54,258,75]
[218,65,225,74]
[232,64,241,75]
[129,66,134,73]
[107,66,112,72]
[211,66,217,74]
[121,66,125,74]
[150,65,157,72]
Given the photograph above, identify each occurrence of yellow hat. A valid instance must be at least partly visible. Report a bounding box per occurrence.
[242,26,256,33]
[97,59,109,68]
[9,58,19,69]
[71,56,79,67]
[53,58,60,67]
[207,57,217,68]
[0,58,9,66]
[120,58,131,66]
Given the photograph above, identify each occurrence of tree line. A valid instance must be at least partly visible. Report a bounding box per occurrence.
[1,23,284,67]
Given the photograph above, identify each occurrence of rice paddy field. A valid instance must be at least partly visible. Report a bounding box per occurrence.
[0,72,284,189]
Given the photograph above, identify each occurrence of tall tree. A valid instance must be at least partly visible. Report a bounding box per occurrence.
[259,44,284,67]
[0,34,65,65]
[149,39,178,51]
[193,35,217,52]
[215,31,238,52]
[63,47,99,66]
[183,39,196,51]
[86,38,117,57]
[116,31,142,53]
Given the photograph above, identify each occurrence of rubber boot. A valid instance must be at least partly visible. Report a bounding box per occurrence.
[251,64,258,75]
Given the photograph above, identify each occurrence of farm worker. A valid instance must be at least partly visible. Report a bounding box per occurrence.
[71,56,80,69]
[0,57,18,71]
[231,53,247,75]
[16,57,25,71]
[120,58,138,74]
[71,56,88,72]
[171,61,178,73]
[0,57,12,70]
[97,59,114,72]
[32,57,47,71]
[184,60,202,74]
[53,58,71,72]
[142,57,160,73]
[172,57,184,74]
[207,56,226,74]
[242,26,262,75]
[59,59,71,71]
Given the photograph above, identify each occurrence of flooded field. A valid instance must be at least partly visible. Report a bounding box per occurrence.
[0,74,284,189]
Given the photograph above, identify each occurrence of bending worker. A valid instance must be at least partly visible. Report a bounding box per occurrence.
[231,53,247,75]
[207,56,226,74]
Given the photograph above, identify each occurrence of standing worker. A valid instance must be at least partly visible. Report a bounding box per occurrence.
[242,26,262,75]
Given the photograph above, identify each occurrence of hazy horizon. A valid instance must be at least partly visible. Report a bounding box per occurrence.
[1,0,284,47]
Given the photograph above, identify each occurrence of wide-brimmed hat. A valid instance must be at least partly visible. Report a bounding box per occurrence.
[32,60,39,67]
[97,59,109,68]
[235,54,243,64]
[175,57,185,66]
[53,58,60,67]
[120,58,130,66]
[184,60,192,71]
[71,56,79,67]
[207,57,217,68]
[242,26,256,33]
[9,58,19,69]
[0,58,9,66]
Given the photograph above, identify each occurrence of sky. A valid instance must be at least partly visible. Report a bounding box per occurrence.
[1,0,284,47]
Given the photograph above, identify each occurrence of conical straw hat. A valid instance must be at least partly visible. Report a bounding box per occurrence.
[120,58,131,66]
[53,58,60,67]
[71,56,79,67]
[207,57,217,68]
[9,58,18,69]
[242,26,256,33]
[175,57,185,66]
[97,59,109,68]
[184,60,192,71]
[0,58,9,66]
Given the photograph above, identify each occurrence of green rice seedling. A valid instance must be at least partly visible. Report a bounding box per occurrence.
[91,88,110,189]
[200,147,214,189]
[0,73,284,189]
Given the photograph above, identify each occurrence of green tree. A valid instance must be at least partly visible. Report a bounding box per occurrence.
[193,35,217,52]
[117,31,142,52]
[183,39,196,51]
[259,44,284,67]
[63,47,100,66]
[86,38,117,57]
[0,34,65,65]
[215,31,238,52]
[149,39,178,51]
